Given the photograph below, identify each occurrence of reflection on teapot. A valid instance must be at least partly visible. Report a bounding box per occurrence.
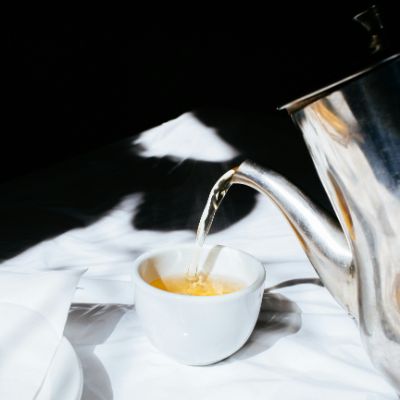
[231,54,399,392]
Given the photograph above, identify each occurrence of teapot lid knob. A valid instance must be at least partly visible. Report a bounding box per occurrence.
[353,5,388,56]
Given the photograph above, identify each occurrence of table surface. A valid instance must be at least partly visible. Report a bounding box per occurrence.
[0,111,397,399]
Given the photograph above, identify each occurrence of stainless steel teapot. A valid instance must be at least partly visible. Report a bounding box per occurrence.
[232,54,400,391]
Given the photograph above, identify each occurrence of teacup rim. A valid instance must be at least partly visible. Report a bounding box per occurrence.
[131,243,266,302]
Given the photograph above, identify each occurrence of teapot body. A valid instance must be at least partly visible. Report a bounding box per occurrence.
[287,55,400,390]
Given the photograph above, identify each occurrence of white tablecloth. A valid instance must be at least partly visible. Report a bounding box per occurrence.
[0,112,397,399]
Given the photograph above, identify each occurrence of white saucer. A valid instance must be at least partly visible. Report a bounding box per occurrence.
[36,337,83,400]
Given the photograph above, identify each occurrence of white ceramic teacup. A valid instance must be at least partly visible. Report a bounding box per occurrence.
[131,244,266,365]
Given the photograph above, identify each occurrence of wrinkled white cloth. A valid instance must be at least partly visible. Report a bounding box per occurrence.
[0,113,398,399]
[0,269,85,399]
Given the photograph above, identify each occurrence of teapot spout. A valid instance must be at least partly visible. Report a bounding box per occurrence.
[233,160,357,318]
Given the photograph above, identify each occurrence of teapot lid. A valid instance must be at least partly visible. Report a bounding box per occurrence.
[280,53,399,113]
[280,5,399,114]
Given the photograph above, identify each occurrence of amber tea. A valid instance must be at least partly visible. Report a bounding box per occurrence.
[150,274,244,296]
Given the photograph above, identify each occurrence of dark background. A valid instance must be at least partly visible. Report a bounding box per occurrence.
[4,2,398,183]
[1,2,399,260]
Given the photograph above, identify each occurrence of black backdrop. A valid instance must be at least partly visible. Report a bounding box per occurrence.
[4,2,398,183]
